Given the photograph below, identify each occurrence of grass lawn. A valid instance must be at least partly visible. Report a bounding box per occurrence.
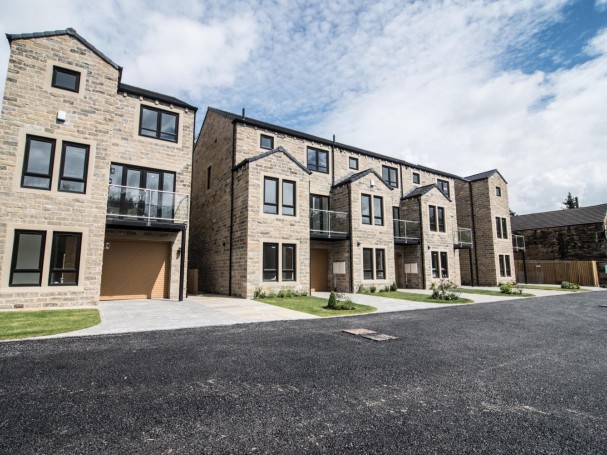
[520,284,589,292]
[0,309,101,341]
[376,291,474,304]
[456,288,535,297]
[258,296,376,317]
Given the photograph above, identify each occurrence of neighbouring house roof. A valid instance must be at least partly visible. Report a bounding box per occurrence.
[402,183,451,202]
[465,169,508,184]
[207,107,465,182]
[332,169,393,190]
[6,28,196,111]
[234,146,311,174]
[511,203,607,231]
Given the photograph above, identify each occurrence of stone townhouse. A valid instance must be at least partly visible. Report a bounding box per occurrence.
[189,108,515,298]
[0,28,196,309]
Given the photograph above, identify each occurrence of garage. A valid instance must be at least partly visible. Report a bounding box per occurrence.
[100,240,171,300]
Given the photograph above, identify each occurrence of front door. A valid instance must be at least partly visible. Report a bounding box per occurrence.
[310,248,329,292]
[395,252,404,288]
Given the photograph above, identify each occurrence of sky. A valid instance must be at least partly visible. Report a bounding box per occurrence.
[0,0,606,214]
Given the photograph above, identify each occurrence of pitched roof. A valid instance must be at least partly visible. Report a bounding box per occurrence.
[402,183,451,201]
[332,169,393,189]
[119,83,197,111]
[233,146,311,174]
[207,107,464,182]
[465,169,508,184]
[6,28,121,70]
[511,203,607,231]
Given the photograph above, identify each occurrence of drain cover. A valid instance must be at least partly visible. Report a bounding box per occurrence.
[342,328,398,342]
[342,328,377,336]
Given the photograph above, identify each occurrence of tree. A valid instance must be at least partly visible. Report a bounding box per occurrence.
[563,192,579,209]
[509,208,517,216]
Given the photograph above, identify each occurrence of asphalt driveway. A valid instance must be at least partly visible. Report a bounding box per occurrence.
[1,291,606,453]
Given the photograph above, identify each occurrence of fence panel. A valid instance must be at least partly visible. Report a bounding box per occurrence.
[515,260,599,287]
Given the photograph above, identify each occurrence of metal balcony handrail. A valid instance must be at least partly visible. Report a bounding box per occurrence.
[393,219,420,240]
[107,184,189,225]
[454,227,473,246]
[309,209,349,236]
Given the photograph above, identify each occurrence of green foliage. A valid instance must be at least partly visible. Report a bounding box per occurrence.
[430,279,461,301]
[357,284,368,294]
[327,291,337,309]
[563,192,579,209]
[499,281,523,294]
[325,292,356,310]
[561,281,580,289]
[390,281,398,292]
[254,288,308,299]
[369,285,377,293]
[253,287,266,299]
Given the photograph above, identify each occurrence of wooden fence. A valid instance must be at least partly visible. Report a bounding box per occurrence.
[515,260,599,287]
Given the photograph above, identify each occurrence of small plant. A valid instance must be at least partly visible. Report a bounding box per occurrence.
[277,289,287,298]
[267,290,277,298]
[253,287,266,299]
[369,285,377,293]
[499,281,522,295]
[324,292,356,311]
[357,284,368,294]
[561,281,580,289]
[327,291,337,309]
[430,279,461,301]
[383,284,391,292]
[390,281,398,292]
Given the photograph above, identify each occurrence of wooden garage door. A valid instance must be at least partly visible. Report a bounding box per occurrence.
[310,248,329,292]
[100,240,170,300]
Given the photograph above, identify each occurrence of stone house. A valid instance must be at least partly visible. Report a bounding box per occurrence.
[0,28,196,309]
[189,108,514,298]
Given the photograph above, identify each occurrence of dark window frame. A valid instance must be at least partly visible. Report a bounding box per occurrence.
[282,244,296,281]
[431,251,439,278]
[373,196,384,226]
[437,179,450,198]
[9,230,46,287]
[499,255,506,277]
[496,186,502,197]
[437,207,445,232]
[413,172,420,184]
[440,251,449,278]
[51,66,81,93]
[429,205,437,232]
[49,232,82,286]
[501,218,508,239]
[263,177,279,214]
[382,165,398,188]
[260,134,274,150]
[307,147,329,173]
[496,217,508,239]
[263,243,279,282]
[505,255,512,277]
[376,249,386,279]
[138,105,179,143]
[58,141,89,194]
[282,180,296,216]
[361,194,371,225]
[349,157,359,170]
[363,248,374,279]
[207,166,212,190]
[21,135,56,190]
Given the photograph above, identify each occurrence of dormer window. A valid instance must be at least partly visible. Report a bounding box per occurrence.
[52,66,80,93]
[139,106,178,142]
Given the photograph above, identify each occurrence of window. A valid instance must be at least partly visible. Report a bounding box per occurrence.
[363,248,373,279]
[499,255,511,277]
[260,134,274,150]
[282,244,296,281]
[263,177,279,214]
[58,142,89,193]
[437,179,450,198]
[373,196,384,225]
[392,206,400,221]
[139,106,178,142]
[49,233,82,286]
[52,66,80,92]
[22,136,56,190]
[263,243,279,281]
[496,186,502,197]
[361,195,371,225]
[505,255,511,277]
[376,249,386,279]
[496,217,508,239]
[431,251,449,279]
[10,230,46,286]
[429,205,446,232]
[282,180,296,216]
[349,157,359,170]
[413,172,420,184]
[307,147,328,173]
[207,166,212,190]
[311,194,329,232]
[382,166,398,188]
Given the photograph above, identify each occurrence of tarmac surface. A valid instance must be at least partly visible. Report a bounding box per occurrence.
[1,290,607,453]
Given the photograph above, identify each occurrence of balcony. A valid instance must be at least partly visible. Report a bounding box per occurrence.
[106,184,189,227]
[310,209,349,239]
[393,219,420,245]
[512,234,525,251]
[454,227,473,249]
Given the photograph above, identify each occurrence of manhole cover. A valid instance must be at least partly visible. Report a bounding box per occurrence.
[342,328,377,336]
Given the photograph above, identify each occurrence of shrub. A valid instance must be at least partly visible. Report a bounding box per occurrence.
[561,281,580,289]
[430,279,461,301]
[390,281,398,292]
[500,281,523,295]
[253,288,266,299]
[369,285,377,293]
[357,284,368,294]
[383,284,391,292]
[277,289,287,298]
[327,291,337,309]
[325,293,356,311]
[267,290,277,298]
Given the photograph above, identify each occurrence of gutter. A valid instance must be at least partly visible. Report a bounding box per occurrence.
[228,121,237,295]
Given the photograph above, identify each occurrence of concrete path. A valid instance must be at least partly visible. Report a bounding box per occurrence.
[54,294,317,338]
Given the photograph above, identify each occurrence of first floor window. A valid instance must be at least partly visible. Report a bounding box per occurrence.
[263,243,278,281]
[431,252,439,278]
[440,252,449,278]
[499,255,512,277]
[501,218,508,239]
[282,244,296,281]
[22,136,56,190]
[10,230,46,286]
[264,177,278,214]
[373,196,384,225]
[438,207,445,232]
[58,142,89,193]
[363,248,373,279]
[376,249,386,279]
[139,106,178,142]
[282,180,295,216]
[496,217,508,239]
[361,194,371,224]
[429,205,446,232]
[49,233,82,285]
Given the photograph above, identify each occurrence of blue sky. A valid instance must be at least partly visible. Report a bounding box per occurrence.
[1,0,606,214]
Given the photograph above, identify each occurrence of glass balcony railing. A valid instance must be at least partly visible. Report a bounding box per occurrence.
[454,227,473,248]
[107,184,189,225]
[512,234,525,251]
[310,209,349,238]
[393,219,420,243]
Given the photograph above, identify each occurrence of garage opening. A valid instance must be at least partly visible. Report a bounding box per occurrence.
[100,240,170,300]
